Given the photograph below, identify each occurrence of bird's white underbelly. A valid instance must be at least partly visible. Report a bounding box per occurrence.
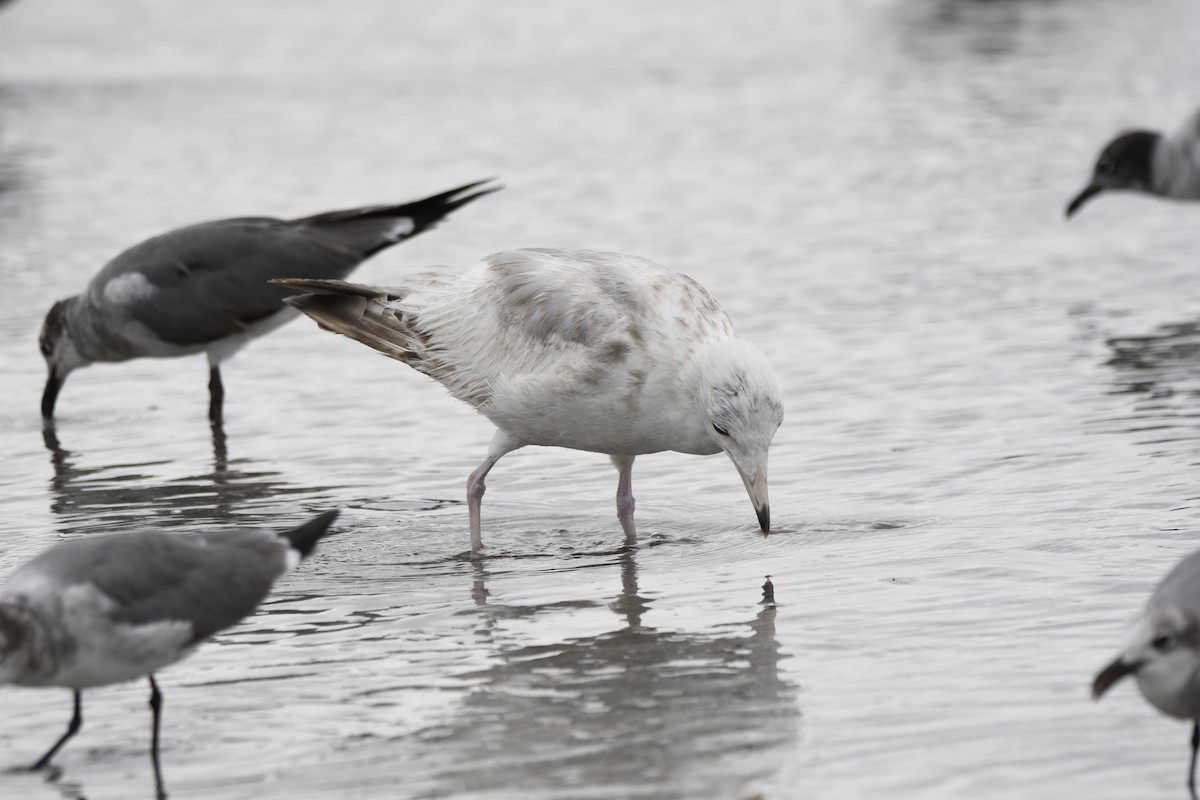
[206,307,300,365]
[484,394,720,456]
[39,631,195,689]
[18,585,195,689]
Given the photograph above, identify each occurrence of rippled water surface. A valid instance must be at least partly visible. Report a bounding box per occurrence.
[3,1,1200,798]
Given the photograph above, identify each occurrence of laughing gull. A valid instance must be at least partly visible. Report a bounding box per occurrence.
[0,509,339,798]
[39,179,499,424]
[1067,107,1200,217]
[277,248,783,552]
[1094,547,1200,795]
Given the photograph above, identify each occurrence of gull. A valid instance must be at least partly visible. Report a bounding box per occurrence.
[0,509,340,799]
[1094,547,1200,796]
[1067,108,1200,217]
[38,179,499,424]
[277,248,783,552]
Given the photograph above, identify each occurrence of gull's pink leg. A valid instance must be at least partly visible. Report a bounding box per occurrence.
[467,457,500,552]
[611,455,637,544]
[467,431,524,554]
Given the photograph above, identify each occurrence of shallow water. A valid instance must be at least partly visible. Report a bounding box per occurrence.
[2,0,1200,797]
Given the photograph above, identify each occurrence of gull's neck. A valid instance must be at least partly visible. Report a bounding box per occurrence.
[60,293,130,363]
[680,334,773,413]
[1153,122,1200,199]
[680,336,741,396]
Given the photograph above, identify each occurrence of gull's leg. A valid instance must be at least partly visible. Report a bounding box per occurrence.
[32,690,82,770]
[148,675,167,799]
[1189,720,1199,798]
[611,454,637,545]
[466,430,525,554]
[207,365,225,425]
[466,457,499,553]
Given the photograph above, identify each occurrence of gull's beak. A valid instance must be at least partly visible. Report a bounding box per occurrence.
[1092,655,1140,700]
[41,368,63,420]
[736,465,770,533]
[1066,183,1104,219]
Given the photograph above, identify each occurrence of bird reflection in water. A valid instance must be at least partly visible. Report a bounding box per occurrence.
[446,549,798,798]
[1089,319,1200,460]
[1107,321,1200,389]
[38,767,87,800]
[41,423,323,534]
[892,0,1065,63]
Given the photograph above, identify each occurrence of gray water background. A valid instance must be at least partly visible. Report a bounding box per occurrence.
[1,0,1200,797]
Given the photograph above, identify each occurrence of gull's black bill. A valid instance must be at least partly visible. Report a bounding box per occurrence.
[1066,183,1104,219]
[41,370,62,419]
[1093,655,1140,699]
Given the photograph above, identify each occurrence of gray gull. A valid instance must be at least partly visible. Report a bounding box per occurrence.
[39,179,499,424]
[0,509,339,798]
[1067,108,1200,217]
[1094,545,1200,795]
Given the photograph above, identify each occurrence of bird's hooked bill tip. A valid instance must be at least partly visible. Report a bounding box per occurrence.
[1065,184,1103,219]
[1092,656,1138,700]
[745,467,769,532]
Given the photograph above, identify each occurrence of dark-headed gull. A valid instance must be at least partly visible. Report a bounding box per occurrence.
[0,509,339,798]
[1094,547,1200,794]
[277,248,783,552]
[39,180,499,424]
[1067,108,1200,217]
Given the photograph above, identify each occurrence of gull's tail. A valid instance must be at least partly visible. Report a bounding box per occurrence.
[274,278,428,368]
[279,509,341,560]
[289,178,501,258]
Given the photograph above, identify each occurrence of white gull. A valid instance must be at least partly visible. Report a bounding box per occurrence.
[278,248,783,552]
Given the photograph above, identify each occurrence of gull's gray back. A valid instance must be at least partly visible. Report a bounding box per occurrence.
[8,530,291,642]
[83,219,363,347]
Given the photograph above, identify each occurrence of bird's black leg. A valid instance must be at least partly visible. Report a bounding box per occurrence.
[148,675,167,799]
[208,366,225,426]
[1189,720,1199,799]
[31,690,82,770]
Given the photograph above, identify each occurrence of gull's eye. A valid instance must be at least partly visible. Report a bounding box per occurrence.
[1152,633,1177,652]
[39,339,52,357]
[712,423,729,437]
[1096,158,1115,176]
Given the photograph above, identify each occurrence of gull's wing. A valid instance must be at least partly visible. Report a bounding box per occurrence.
[281,248,735,409]
[84,218,363,346]
[81,180,499,347]
[10,530,290,642]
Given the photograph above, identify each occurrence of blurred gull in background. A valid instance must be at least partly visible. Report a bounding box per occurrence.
[1094,547,1200,796]
[1067,107,1200,217]
[0,509,340,799]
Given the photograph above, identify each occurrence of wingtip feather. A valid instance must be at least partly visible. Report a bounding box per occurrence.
[281,509,340,560]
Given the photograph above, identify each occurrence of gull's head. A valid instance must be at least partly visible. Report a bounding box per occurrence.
[1093,606,1200,719]
[39,298,87,420]
[0,604,32,684]
[1066,130,1161,218]
[697,339,783,532]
